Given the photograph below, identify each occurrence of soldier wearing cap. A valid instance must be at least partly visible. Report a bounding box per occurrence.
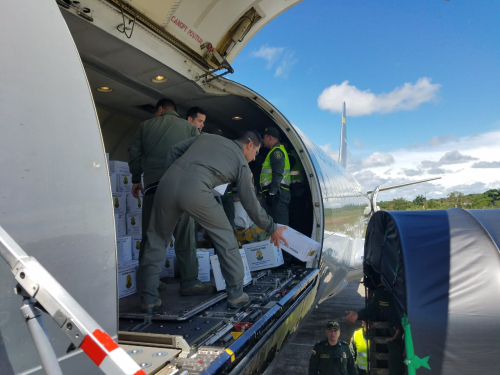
[260,127,291,225]
[309,321,358,375]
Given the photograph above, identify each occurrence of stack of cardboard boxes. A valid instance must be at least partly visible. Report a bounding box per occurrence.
[109,158,143,298]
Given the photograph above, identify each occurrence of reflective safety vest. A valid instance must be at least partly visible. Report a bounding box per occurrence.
[260,144,291,192]
[288,150,305,184]
[353,328,368,370]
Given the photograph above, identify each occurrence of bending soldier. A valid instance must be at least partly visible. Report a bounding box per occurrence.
[142,130,288,310]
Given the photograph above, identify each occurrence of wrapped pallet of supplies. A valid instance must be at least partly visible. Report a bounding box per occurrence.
[234,201,253,229]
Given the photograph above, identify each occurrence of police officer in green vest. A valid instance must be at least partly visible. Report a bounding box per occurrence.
[309,321,358,375]
[350,322,368,375]
[260,127,291,225]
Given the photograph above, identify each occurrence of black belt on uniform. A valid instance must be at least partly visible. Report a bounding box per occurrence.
[144,181,159,196]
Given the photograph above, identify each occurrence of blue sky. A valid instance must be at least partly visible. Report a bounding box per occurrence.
[231,0,500,200]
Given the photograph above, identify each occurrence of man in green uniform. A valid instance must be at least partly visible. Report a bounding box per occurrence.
[128,98,215,313]
[260,127,291,225]
[143,130,288,310]
[186,106,206,132]
[345,281,405,375]
[309,321,358,375]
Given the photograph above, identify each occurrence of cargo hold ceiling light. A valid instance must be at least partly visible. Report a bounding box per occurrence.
[151,75,168,83]
[97,86,113,92]
[232,116,243,120]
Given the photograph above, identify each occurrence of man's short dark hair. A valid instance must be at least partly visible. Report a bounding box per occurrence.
[186,106,206,120]
[156,98,176,112]
[238,130,262,148]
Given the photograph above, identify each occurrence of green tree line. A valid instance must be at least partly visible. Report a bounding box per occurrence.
[378,189,500,211]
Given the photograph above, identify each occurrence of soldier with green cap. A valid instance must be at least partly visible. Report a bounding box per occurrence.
[309,321,358,375]
[260,127,291,225]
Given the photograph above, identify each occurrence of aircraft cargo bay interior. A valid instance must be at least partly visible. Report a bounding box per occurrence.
[61,6,320,372]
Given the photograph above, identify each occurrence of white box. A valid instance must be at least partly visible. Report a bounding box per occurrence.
[115,213,126,237]
[131,236,142,260]
[234,201,253,229]
[197,248,215,269]
[126,213,142,235]
[243,241,284,271]
[117,260,138,298]
[279,225,321,262]
[161,256,177,278]
[126,193,143,213]
[210,249,252,291]
[109,173,118,193]
[197,250,211,282]
[117,236,132,265]
[212,183,229,197]
[112,192,126,214]
[118,173,133,193]
[109,160,130,174]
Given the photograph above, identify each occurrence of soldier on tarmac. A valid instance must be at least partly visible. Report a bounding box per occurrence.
[345,276,405,375]
[259,127,291,225]
[128,98,216,314]
[142,130,288,310]
[309,321,358,375]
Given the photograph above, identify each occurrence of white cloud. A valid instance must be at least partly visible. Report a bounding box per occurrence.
[317,77,441,116]
[275,51,297,78]
[345,130,500,200]
[251,45,284,68]
[319,143,338,160]
[362,152,394,169]
[251,45,296,77]
[420,150,478,168]
[471,161,500,168]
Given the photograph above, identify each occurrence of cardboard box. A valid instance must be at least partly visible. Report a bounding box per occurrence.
[108,160,130,174]
[117,236,132,265]
[279,225,321,262]
[234,201,253,229]
[117,260,139,298]
[126,193,143,213]
[243,240,284,271]
[131,236,141,260]
[115,213,126,237]
[112,192,126,214]
[118,173,133,193]
[197,248,214,269]
[126,213,142,235]
[161,257,177,278]
[212,183,229,197]
[197,250,211,282]
[109,173,118,193]
[210,249,252,291]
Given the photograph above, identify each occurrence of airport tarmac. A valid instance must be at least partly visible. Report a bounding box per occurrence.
[268,280,366,374]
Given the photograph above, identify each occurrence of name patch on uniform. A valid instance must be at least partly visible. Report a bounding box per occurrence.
[343,352,347,359]
[320,354,330,358]
[379,301,389,306]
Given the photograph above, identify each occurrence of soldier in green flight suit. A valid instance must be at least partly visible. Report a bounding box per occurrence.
[128,98,216,313]
[309,321,358,375]
[260,127,291,225]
